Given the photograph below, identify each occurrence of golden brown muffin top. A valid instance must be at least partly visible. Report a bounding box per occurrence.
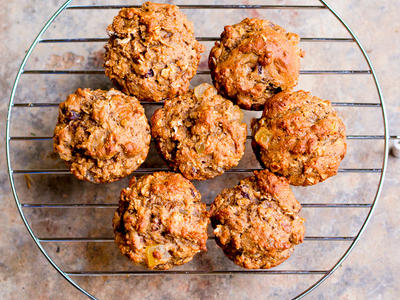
[151,83,247,180]
[210,170,305,269]
[252,90,347,186]
[53,88,150,183]
[209,18,303,110]
[113,172,209,270]
[105,2,204,102]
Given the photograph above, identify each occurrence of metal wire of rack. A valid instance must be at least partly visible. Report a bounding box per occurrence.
[6,0,389,299]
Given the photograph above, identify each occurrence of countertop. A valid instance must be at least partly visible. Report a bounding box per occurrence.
[1,0,399,299]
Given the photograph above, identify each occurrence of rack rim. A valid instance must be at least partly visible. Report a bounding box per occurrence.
[292,1,389,298]
[6,1,95,299]
[5,1,389,300]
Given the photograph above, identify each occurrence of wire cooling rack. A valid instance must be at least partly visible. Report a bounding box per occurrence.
[6,0,390,299]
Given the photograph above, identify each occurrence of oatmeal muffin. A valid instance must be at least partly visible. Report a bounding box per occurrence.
[210,170,305,269]
[104,2,204,102]
[113,172,209,270]
[252,90,347,186]
[151,83,247,180]
[209,18,303,110]
[53,88,150,183]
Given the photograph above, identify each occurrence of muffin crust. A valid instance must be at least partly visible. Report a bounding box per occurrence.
[209,18,303,110]
[210,170,305,269]
[151,83,247,180]
[113,172,209,270]
[104,2,204,102]
[252,90,347,186]
[53,88,150,183]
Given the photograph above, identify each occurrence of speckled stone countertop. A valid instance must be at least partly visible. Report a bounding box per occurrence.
[1,1,399,299]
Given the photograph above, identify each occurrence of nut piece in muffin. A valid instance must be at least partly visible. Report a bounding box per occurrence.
[210,170,305,269]
[53,88,150,183]
[104,2,204,102]
[209,18,303,110]
[252,90,347,186]
[151,83,247,180]
[113,172,209,270]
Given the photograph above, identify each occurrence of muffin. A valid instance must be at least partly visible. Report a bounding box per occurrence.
[53,88,150,183]
[209,18,303,110]
[113,172,209,270]
[151,83,247,180]
[210,170,305,269]
[252,90,347,186]
[104,2,204,102]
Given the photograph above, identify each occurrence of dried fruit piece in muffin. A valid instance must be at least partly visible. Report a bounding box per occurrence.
[53,88,150,183]
[104,2,204,102]
[209,18,303,110]
[251,90,347,186]
[210,170,305,269]
[151,83,247,180]
[113,172,209,270]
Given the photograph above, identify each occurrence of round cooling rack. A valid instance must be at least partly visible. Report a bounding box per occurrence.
[6,0,389,299]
